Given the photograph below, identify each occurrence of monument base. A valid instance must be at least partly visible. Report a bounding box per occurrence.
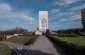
[35,30,42,35]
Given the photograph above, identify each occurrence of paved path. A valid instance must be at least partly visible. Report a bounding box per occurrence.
[24,36,61,55]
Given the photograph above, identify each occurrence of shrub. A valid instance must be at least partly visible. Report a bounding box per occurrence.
[58,33,79,37]
[0,34,3,41]
[56,28,85,36]
[24,36,38,45]
[46,29,51,36]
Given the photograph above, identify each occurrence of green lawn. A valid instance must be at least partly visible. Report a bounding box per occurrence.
[0,43,11,55]
[0,35,38,55]
[5,35,38,45]
[53,36,85,46]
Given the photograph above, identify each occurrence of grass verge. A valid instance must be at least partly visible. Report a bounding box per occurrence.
[54,36,85,46]
[46,35,85,55]
[0,43,11,55]
[5,35,38,45]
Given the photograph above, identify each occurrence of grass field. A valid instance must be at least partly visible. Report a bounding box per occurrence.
[0,43,11,55]
[53,36,85,46]
[5,35,38,45]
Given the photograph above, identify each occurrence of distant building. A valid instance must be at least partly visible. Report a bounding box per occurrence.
[81,9,85,29]
[14,34,23,36]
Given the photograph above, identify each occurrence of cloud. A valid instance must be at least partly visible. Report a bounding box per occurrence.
[21,14,34,21]
[57,12,74,16]
[50,14,81,27]
[54,2,65,6]
[69,14,81,20]
[63,0,80,4]
[0,3,35,22]
[69,3,85,11]
[49,11,75,21]
[54,0,80,6]
[57,14,81,22]
[0,3,12,11]
[59,19,67,22]
[52,18,68,26]
[50,9,60,14]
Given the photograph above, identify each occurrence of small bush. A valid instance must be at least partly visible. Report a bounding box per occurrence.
[24,36,38,45]
[0,34,3,41]
[46,29,51,36]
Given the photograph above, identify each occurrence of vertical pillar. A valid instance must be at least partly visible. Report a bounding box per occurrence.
[39,11,48,32]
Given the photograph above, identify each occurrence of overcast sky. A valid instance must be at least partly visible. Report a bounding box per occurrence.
[0,0,85,31]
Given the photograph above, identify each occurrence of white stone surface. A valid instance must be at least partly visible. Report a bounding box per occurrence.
[35,30,42,35]
[14,34,23,36]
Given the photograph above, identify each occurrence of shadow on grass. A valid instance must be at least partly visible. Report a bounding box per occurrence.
[11,49,53,55]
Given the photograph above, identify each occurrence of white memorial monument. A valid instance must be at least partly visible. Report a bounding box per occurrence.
[35,11,48,35]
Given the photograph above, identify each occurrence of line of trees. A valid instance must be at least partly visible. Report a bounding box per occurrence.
[0,27,29,41]
[56,28,85,37]
[4,27,29,35]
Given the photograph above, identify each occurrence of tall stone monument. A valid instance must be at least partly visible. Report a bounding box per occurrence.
[35,11,48,35]
[39,11,48,33]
